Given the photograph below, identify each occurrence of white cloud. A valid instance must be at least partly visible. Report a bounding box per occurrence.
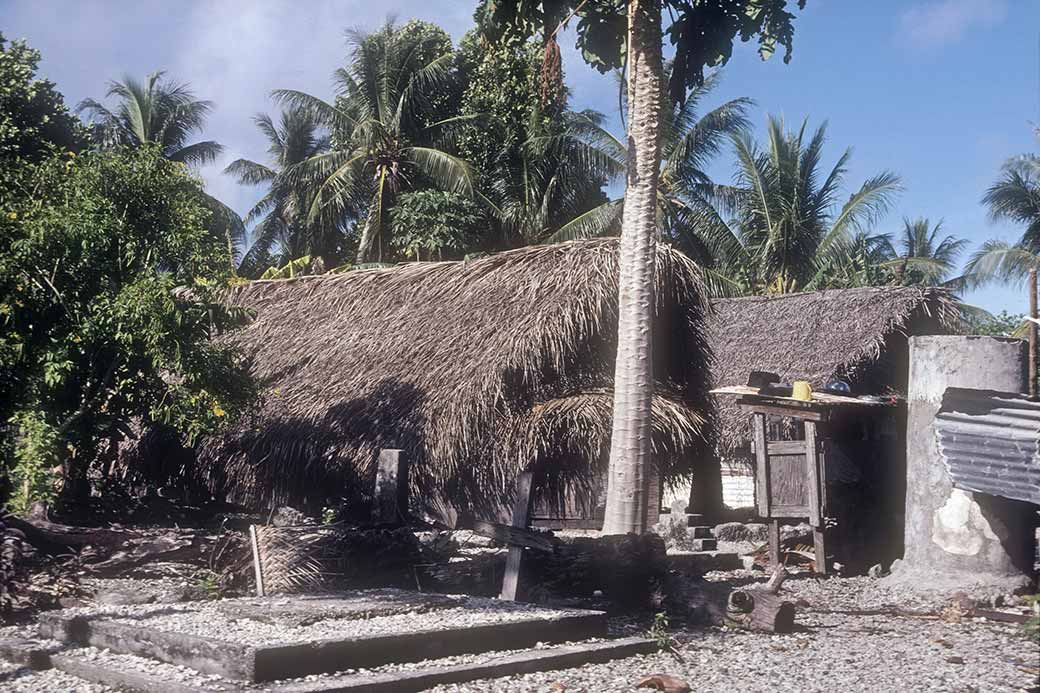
[898,0,1007,50]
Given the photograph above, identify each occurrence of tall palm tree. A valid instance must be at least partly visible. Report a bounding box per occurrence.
[967,145,1040,395]
[879,217,968,287]
[77,72,246,261]
[224,108,331,276]
[705,116,902,295]
[273,20,475,264]
[599,0,664,535]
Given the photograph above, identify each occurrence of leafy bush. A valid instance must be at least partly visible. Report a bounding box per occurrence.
[6,411,59,514]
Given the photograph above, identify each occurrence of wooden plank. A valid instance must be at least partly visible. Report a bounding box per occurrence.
[766,440,806,455]
[739,402,827,422]
[499,471,534,601]
[372,449,408,524]
[461,518,554,552]
[249,524,265,598]
[813,526,827,576]
[804,421,822,526]
[270,637,655,693]
[753,413,770,517]
[768,504,811,518]
[768,519,781,570]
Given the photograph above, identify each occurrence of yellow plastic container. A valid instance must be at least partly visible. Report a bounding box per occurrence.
[792,380,813,401]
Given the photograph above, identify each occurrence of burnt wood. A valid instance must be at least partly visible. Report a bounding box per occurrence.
[460,518,555,552]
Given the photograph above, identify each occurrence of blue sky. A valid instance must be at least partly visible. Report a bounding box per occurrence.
[1,0,1036,313]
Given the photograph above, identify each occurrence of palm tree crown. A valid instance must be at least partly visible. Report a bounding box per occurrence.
[710,116,902,295]
[78,71,223,166]
[224,108,331,275]
[967,146,1040,288]
[878,217,968,287]
[274,20,475,264]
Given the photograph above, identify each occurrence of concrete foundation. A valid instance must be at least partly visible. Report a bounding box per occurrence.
[890,335,1035,592]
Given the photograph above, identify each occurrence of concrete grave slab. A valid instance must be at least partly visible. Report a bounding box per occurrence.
[39,588,608,682]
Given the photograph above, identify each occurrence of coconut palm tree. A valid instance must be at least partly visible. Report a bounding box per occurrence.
[272,20,475,264]
[77,72,246,262]
[707,116,902,295]
[966,146,1040,395]
[878,217,968,287]
[224,108,332,276]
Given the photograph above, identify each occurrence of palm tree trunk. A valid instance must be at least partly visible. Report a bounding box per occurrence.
[601,0,664,536]
[1030,266,1037,398]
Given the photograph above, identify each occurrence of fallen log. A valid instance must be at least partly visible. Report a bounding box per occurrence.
[4,515,136,550]
[724,565,796,633]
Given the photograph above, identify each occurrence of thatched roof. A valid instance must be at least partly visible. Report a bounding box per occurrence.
[709,286,958,455]
[198,239,714,522]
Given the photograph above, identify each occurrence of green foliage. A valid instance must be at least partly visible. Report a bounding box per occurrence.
[0,34,80,170]
[456,30,548,182]
[965,310,1026,338]
[0,145,257,502]
[390,191,483,260]
[648,610,673,650]
[6,411,60,514]
[484,0,806,104]
[77,70,246,266]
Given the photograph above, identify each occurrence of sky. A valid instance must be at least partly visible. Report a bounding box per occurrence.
[1,0,1037,313]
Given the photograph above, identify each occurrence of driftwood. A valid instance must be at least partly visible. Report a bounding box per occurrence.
[4,515,137,550]
[5,515,212,575]
[724,565,796,633]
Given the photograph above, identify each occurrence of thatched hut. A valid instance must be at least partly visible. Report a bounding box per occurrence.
[197,239,715,525]
[701,286,957,565]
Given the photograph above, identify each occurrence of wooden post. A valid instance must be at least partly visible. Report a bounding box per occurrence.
[767,519,781,570]
[499,472,534,601]
[752,413,770,516]
[1030,266,1037,398]
[372,449,408,524]
[804,421,827,576]
[249,525,265,597]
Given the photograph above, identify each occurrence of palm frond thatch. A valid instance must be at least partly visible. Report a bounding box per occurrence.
[197,239,715,522]
[708,286,959,454]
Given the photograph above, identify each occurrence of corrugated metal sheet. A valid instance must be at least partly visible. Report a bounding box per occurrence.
[934,388,1040,505]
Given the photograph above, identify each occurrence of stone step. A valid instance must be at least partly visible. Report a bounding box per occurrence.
[689,526,714,539]
[38,590,609,682]
[44,637,658,693]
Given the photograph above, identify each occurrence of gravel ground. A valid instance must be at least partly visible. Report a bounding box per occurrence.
[1,575,1036,692]
[427,572,1040,693]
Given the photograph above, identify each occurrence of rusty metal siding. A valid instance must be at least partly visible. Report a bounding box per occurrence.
[934,388,1040,505]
